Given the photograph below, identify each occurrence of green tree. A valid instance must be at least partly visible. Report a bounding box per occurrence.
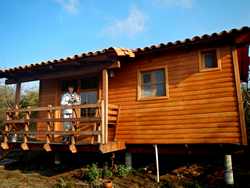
[0,84,15,128]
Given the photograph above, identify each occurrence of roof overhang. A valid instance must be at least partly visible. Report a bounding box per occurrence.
[2,48,134,84]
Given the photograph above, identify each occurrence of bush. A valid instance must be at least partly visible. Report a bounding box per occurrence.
[102,168,113,179]
[115,164,132,177]
[84,164,101,183]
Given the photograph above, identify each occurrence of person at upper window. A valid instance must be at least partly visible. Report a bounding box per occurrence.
[61,84,81,142]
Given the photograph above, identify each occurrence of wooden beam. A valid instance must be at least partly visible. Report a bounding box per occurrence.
[99,141,126,153]
[232,47,248,145]
[102,69,109,144]
[5,60,121,85]
[15,82,21,105]
[6,65,105,84]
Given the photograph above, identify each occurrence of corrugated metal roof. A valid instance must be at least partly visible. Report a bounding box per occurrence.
[1,26,249,76]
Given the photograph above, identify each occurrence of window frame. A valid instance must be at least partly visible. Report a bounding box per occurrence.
[198,48,222,72]
[137,66,169,101]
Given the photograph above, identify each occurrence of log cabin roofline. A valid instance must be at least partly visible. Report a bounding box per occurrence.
[1,26,249,81]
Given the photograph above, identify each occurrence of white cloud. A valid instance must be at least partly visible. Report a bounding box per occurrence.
[55,0,79,14]
[154,0,193,8]
[103,6,146,38]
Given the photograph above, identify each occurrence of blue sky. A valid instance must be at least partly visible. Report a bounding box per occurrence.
[0,0,250,68]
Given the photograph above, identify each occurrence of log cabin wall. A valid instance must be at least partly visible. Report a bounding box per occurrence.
[37,79,59,138]
[109,46,242,144]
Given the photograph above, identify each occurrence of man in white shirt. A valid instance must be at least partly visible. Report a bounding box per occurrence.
[61,85,81,142]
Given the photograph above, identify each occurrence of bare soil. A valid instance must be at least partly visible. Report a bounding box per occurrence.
[0,150,249,188]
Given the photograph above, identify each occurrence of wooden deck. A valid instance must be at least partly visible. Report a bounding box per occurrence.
[0,101,125,153]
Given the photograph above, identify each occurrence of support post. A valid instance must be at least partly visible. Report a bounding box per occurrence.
[15,82,21,105]
[154,144,160,183]
[125,151,132,167]
[102,69,108,144]
[224,154,234,185]
[232,47,248,145]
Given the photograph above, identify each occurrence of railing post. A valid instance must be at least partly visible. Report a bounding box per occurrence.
[69,106,77,153]
[97,101,101,144]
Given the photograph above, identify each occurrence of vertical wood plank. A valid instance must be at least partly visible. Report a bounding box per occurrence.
[232,47,248,145]
[102,69,109,144]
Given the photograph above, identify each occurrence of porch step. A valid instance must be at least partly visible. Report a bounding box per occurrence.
[99,141,126,153]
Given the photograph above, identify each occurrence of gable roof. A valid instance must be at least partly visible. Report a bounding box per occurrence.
[1,26,249,80]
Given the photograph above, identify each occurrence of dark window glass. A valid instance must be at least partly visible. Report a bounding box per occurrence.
[141,69,166,98]
[202,50,218,68]
[80,77,99,89]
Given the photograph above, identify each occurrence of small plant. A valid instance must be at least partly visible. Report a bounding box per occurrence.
[102,168,113,179]
[84,163,101,183]
[115,164,132,177]
[53,177,74,188]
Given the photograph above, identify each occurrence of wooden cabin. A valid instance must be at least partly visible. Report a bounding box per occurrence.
[0,26,249,155]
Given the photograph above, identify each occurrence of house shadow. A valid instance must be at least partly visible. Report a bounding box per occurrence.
[2,150,114,177]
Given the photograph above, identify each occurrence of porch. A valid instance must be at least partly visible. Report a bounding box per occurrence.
[0,49,134,153]
[1,100,124,153]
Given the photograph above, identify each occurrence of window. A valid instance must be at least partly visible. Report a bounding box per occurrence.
[199,49,221,72]
[80,77,98,89]
[138,67,168,100]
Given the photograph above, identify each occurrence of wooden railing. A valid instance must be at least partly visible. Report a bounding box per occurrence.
[1,101,120,153]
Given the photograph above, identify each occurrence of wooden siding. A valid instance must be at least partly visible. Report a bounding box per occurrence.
[37,79,59,137]
[109,46,242,144]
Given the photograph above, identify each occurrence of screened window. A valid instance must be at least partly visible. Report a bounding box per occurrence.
[140,68,167,99]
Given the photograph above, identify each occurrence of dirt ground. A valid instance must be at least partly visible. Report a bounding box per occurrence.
[0,150,249,188]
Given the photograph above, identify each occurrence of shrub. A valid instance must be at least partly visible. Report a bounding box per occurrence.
[102,168,113,179]
[84,164,101,183]
[115,164,132,177]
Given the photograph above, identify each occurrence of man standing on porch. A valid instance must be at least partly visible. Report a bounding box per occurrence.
[61,83,81,142]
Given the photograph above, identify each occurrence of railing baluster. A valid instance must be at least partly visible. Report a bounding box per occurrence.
[21,106,30,150]
[1,109,10,150]
[101,100,105,144]
[43,105,52,152]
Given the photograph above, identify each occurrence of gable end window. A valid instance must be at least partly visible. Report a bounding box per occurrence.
[138,67,168,100]
[199,49,221,72]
